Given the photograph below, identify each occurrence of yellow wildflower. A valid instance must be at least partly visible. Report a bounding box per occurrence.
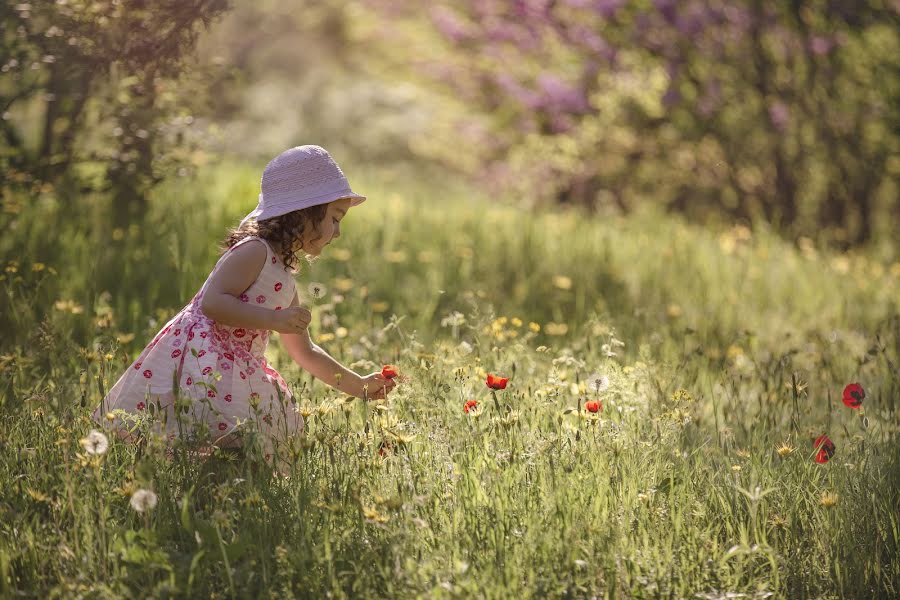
[776,443,795,457]
[552,275,572,290]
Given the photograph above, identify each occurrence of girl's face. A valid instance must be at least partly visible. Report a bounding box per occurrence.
[300,197,353,255]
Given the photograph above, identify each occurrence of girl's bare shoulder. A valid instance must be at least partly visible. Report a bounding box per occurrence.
[208,239,268,294]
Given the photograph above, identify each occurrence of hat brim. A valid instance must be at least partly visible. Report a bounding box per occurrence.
[256,191,367,222]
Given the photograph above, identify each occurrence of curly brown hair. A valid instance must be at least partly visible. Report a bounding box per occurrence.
[222,204,329,272]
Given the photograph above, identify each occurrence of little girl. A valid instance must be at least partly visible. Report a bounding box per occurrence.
[92,145,396,457]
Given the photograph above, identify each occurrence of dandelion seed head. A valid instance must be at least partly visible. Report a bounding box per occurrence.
[79,429,108,455]
[588,373,610,393]
[129,489,158,513]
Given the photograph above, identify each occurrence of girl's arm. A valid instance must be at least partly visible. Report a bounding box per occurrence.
[199,240,276,330]
[279,291,393,399]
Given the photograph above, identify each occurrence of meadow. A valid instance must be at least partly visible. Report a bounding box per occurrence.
[0,163,898,598]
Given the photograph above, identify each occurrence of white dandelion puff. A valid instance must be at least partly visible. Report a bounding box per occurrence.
[588,373,610,393]
[79,430,109,455]
[307,282,327,300]
[130,489,158,513]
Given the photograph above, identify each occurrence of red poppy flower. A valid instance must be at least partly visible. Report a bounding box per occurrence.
[584,400,602,413]
[256,295,266,304]
[463,399,479,413]
[486,374,508,390]
[174,328,181,336]
[378,440,392,457]
[274,282,283,292]
[224,394,232,402]
[142,369,153,379]
[381,364,399,379]
[133,361,142,370]
[842,383,864,409]
[814,434,835,464]
[218,422,227,431]
[202,366,212,375]
[136,402,145,411]
[262,414,273,425]
[233,328,246,338]
[207,389,216,398]
[171,349,182,359]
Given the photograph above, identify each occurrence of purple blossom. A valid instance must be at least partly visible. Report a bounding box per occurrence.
[485,19,539,49]
[809,35,834,56]
[662,85,681,109]
[568,24,612,57]
[722,5,751,28]
[549,113,575,133]
[495,72,540,108]
[697,79,722,117]
[430,6,470,42]
[593,0,626,18]
[768,100,790,131]
[535,72,590,114]
[653,0,678,24]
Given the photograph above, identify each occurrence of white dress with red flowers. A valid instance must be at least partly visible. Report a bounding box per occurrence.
[92,236,303,447]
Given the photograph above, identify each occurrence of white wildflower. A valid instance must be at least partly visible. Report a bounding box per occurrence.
[457,341,473,356]
[79,429,109,455]
[440,311,466,328]
[129,489,158,513]
[307,282,327,300]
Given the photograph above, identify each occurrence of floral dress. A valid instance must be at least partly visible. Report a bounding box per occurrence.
[92,236,303,448]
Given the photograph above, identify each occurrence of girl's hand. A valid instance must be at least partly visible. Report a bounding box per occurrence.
[270,307,312,334]
[358,372,397,401]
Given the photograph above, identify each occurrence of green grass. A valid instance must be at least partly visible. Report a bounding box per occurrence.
[1,161,898,598]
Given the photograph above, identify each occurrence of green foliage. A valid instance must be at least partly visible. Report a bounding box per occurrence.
[1,0,229,222]
[0,165,898,596]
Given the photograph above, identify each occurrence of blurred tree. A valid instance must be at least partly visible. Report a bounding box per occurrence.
[360,0,899,246]
[1,0,228,224]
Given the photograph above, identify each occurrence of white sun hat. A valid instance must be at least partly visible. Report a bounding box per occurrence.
[239,145,366,227]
